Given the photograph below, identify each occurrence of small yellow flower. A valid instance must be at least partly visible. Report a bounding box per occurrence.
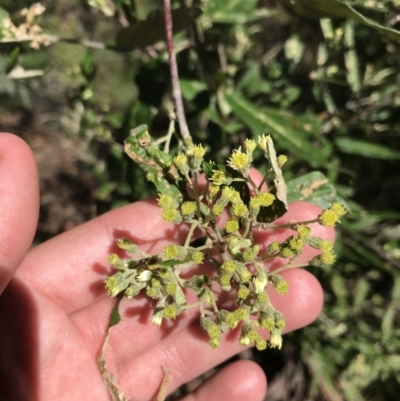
[249,196,261,212]
[164,245,180,259]
[207,184,220,199]
[275,318,285,330]
[229,150,249,172]
[289,238,304,252]
[192,144,206,159]
[275,280,289,294]
[318,239,334,253]
[173,153,188,169]
[245,138,257,153]
[222,260,237,274]
[212,203,224,216]
[225,219,239,233]
[209,337,220,348]
[211,170,230,186]
[259,314,275,330]
[191,250,204,264]
[331,202,347,217]
[269,330,283,349]
[164,304,178,319]
[151,308,164,326]
[219,274,232,289]
[277,154,288,167]
[158,194,176,209]
[162,208,182,224]
[181,201,196,216]
[267,241,281,253]
[280,247,294,259]
[296,225,311,239]
[221,186,240,203]
[318,209,339,227]
[257,291,268,303]
[237,285,250,299]
[165,283,177,295]
[236,263,252,283]
[258,134,269,151]
[234,307,249,321]
[256,339,267,351]
[232,202,248,218]
[224,312,240,329]
[258,192,275,207]
[189,144,207,171]
[320,251,336,265]
[104,274,126,297]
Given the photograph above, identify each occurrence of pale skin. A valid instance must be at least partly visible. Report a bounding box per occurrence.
[0,133,335,401]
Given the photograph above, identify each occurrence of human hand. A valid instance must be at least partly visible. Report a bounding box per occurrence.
[0,133,334,401]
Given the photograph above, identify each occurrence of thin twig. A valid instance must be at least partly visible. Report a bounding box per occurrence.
[162,0,192,146]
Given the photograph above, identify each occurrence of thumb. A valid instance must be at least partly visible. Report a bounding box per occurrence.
[0,133,39,294]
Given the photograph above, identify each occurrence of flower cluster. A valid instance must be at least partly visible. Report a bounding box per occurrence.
[105,130,347,350]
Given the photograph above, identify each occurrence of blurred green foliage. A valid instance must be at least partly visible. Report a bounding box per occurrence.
[1,0,400,400]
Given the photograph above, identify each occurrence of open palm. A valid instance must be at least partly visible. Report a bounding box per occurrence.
[0,133,334,401]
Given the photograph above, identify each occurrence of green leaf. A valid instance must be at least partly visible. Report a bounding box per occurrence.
[285,0,400,42]
[335,138,400,160]
[203,0,276,24]
[287,171,347,210]
[108,295,123,328]
[224,90,329,167]
[115,7,202,51]
[0,6,8,23]
[180,79,207,101]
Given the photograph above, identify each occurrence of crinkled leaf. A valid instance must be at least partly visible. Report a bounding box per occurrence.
[146,168,181,201]
[287,171,347,210]
[125,126,181,202]
[224,90,329,167]
[285,0,400,42]
[115,7,202,51]
[147,148,173,168]
[335,137,400,160]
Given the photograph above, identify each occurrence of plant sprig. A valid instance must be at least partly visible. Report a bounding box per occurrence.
[104,127,347,350]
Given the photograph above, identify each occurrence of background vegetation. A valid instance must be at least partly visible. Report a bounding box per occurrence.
[1,0,400,399]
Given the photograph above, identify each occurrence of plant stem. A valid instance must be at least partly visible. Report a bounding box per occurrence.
[162,0,192,146]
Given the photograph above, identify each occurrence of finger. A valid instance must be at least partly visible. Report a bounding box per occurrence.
[0,133,39,294]
[180,360,266,401]
[103,268,321,401]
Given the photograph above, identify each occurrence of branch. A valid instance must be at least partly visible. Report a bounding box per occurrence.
[162,0,192,146]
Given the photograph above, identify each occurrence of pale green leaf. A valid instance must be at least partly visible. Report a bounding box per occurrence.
[335,137,400,160]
